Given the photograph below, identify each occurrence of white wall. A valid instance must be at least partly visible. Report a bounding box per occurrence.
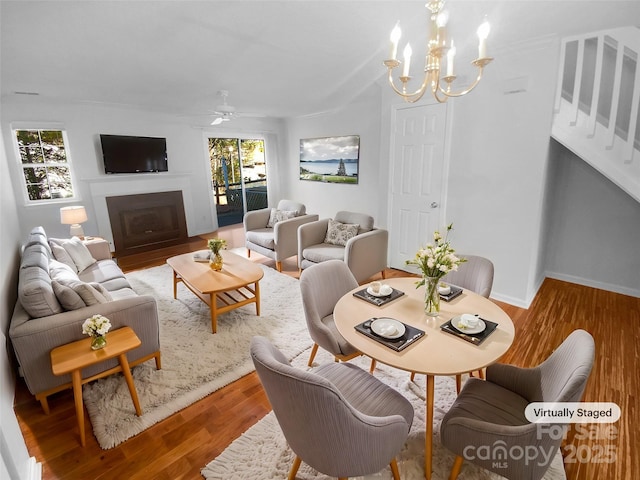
[283,86,388,223]
[544,140,640,296]
[0,97,286,244]
[0,127,41,479]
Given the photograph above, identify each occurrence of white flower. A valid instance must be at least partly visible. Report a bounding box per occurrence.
[82,314,112,337]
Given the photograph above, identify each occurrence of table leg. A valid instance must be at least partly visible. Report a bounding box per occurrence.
[172,269,178,299]
[71,370,85,447]
[425,374,434,480]
[118,353,142,416]
[254,281,261,316]
[210,293,218,333]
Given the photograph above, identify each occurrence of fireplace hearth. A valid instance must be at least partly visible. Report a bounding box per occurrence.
[106,191,188,256]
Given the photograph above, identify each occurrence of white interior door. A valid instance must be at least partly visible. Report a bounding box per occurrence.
[388,103,448,272]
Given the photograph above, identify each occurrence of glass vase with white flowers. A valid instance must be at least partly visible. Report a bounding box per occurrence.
[82,314,112,350]
[405,223,466,316]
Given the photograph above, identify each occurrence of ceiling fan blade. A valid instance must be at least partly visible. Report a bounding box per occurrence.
[211,117,224,125]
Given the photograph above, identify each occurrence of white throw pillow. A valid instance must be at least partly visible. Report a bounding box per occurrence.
[49,242,77,272]
[324,219,359,246]
[266,209,296,228]
[50,237,96,272]
[49,259,80,283]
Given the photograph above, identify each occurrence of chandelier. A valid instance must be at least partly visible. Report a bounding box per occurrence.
[384,0,493,103]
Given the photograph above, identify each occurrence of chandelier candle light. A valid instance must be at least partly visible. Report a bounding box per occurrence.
[384,0,493,103]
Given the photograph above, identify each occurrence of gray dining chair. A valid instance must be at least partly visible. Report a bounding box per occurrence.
[440,329,595,480]
[250,336,414,480]
[411,254,495,389]
[300,260,375,372]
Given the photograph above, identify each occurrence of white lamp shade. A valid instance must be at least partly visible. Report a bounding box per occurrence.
[60,206,88,225]
[60,206,88,238]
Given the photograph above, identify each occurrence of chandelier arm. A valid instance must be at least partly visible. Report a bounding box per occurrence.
[386,67,432,103]
[437,60,491,98]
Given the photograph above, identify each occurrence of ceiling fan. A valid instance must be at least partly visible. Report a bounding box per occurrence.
[210,90,236,125]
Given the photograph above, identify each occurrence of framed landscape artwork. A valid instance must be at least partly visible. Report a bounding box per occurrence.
[299,135,359,184]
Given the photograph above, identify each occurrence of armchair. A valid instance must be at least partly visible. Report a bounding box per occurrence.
[244,199,318,272]
[440,329,595,480]
[297,211,388,283]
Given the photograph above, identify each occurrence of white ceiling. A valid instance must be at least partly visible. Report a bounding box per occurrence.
[1,1,639,120]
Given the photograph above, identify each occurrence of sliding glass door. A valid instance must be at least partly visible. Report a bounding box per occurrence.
[208,137,267,227]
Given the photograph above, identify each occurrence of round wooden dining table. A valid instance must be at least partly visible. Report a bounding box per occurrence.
[333,277,515,480]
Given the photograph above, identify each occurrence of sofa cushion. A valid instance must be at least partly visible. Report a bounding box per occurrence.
[334,211,374,234]
[49,237,96,272]
[246,229,276,249]
[302,244,345,263]
[79,260,129,286]
[19,265,62,318]
[324,219,359,246]
[266,208,296,228]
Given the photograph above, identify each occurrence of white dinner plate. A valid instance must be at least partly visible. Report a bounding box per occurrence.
[367,285,393,297]
[450,316,486,335]
[370,318,406,339]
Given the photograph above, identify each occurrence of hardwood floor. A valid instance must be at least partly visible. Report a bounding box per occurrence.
[13,225,639,479]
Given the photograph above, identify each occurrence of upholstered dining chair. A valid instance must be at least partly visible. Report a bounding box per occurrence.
[300,260,375,372]
[410,254,495,389]
[441,254,494,299]
[244,199,318,272]
[297,211,388,283]
[250,336,414,480]
[440,329,595,480]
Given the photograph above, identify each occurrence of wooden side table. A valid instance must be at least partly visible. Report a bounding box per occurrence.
[50,326,144,446]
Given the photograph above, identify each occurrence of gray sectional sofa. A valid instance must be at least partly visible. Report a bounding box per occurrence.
[9,226,161,412]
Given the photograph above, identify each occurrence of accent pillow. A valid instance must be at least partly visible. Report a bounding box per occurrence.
[55,278,111,306]
[266,208,297,228]
[50,237,96,272]
[324,219,359,246]
[49,242,77,272]
[51,280,86,310]
[49,259,80,283]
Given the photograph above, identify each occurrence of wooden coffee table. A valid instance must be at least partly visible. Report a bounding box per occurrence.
[166,250,264,333]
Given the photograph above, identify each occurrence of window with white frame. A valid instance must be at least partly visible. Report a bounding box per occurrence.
[13,129,77,201]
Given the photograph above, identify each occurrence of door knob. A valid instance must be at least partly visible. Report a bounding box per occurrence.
[430,202,439,208]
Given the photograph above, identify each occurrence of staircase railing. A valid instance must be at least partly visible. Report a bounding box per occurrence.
[552,27,640,202]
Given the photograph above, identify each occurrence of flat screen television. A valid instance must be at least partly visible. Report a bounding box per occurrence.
[100,134,168,174]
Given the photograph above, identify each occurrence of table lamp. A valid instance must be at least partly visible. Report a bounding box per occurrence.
[60,205,88,238]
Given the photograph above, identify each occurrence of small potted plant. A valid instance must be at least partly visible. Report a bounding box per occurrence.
[82,314,112,350]
[208,238,227,271]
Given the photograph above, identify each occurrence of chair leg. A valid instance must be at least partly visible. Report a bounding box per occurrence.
[276,261,282,272]
[307,344,319,367]
[456,374,462,394]
[247,248,251,257]
[369,358,377,374]
[478,368,485,379]
[410,371,416,382]
[449,455,464,480]
[288,456,302,480]
[390,458,401,480]
[381,270,387,279]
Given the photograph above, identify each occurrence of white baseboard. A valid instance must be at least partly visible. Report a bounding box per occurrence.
[545,271,640,298]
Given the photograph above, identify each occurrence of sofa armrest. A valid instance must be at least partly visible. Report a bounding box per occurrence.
[298,219,330,263]
[83,238,112,260]
[9,296,160,395]
[244,208,271,232]
[273,214,319,260]
[345,228,388,283]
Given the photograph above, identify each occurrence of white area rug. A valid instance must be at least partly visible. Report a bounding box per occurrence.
[82,263,312,449]
[202,350,567,480]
